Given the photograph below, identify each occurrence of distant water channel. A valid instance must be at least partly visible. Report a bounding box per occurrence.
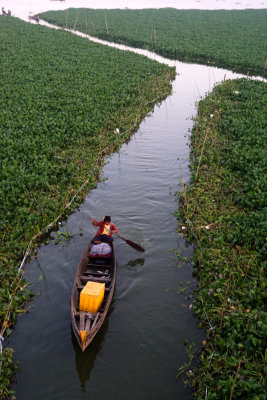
[8,17,250,400]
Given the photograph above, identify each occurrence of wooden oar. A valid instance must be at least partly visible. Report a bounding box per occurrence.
[113,232,145,253]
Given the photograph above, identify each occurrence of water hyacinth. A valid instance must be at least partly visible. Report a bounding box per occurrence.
[0,16,175,398]
[175,78,267,399]
[40,8,267,77]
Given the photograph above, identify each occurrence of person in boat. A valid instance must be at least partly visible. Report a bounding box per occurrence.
[2,7,7,15]
[7,9,11,15]
[91,216,118,244]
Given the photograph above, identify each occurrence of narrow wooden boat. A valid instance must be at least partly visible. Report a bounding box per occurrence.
[28,14,39,22]
[71,240,116,351]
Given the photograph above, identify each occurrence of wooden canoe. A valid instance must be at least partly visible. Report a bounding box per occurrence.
[28,14,40,22]
[71,240,116,351]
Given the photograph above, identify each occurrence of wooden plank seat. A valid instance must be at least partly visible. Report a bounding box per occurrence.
[84,269,110,276]
[80,275,112,283]
[88,254,112,259]
[88,258,112,266]
[89,253,112,259]
[75,310,102,318]
[87,262,111,268]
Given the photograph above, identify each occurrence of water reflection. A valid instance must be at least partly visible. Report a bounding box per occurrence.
[72,320,109,392]
[35,261,49,293]
[126,258,145,268]
[8,4,264,399]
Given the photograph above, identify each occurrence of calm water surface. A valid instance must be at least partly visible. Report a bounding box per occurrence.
[6,2,259,399]
[9,63,245,400]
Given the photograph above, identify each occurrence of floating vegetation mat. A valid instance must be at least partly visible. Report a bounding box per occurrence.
[40,8,267,77]
[176,78,267,399]
[0,16,175,397]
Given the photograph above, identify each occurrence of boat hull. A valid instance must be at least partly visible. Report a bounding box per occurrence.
[71,241,116,351]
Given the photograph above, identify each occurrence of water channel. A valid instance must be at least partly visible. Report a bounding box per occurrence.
[6,1,263,399]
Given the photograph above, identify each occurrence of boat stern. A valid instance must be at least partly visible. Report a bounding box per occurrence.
[80,330,87,351]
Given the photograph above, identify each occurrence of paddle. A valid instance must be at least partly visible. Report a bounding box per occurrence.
[90,216,145,252]
[113,232,145,253]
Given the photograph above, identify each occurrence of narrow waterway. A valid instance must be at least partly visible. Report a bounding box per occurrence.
[5,2,256,398]
[8,48,246,398]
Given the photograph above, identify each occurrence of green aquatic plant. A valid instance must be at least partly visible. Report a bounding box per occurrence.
[0,348,18,400]
[175,78,267,399]
[0,15,174,272]
[40,8,267,77]
[0,15,175,397]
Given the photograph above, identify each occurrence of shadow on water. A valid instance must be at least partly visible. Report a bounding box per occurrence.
[33,256,50,292]
[72,319,110,392]
[125,257,145,268]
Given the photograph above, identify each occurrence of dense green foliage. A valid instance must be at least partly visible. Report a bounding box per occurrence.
[176,78,266,399]
[0,348,18,399]
[0,16,174,397]
[217,80,267,261]
[0,15,174,266]
[40,8,267,77]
